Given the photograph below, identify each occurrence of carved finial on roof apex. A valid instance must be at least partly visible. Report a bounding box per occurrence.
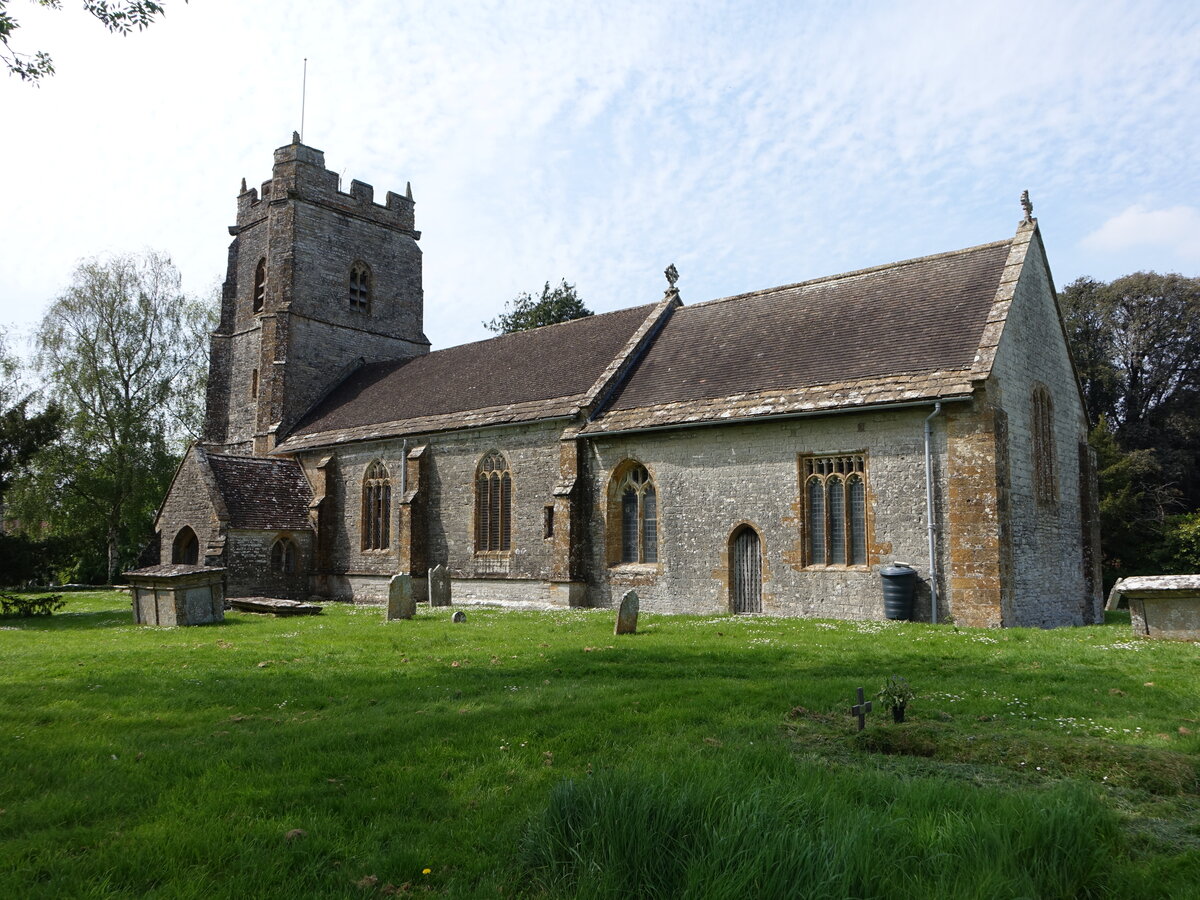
[240,177,247,193]
[292,130,301,144]
[1020,190,1034,225]
[406,181,413,200]
[665,263,678,288]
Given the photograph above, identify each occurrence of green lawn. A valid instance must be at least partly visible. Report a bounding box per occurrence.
[1,592,1197,898]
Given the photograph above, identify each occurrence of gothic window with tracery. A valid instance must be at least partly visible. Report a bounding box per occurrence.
[614,463,657,564]
[271,537,297,574]
[1032,385,1057,505]
[349,261,371,312]
[361,461,391,551]
[475,451,511,552]
[253,258,266,312]
[802,454,868,566]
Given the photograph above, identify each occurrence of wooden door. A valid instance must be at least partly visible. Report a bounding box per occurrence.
[731,527,762,614]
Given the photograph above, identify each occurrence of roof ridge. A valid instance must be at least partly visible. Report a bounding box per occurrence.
[685,237,1014,311]
[426,300,660,354]
[207,452,297,465]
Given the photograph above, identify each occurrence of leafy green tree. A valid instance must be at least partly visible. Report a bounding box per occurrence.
[1,0,181,82]
[16,252,211,582]
[0,327,61,511]
[1061,271,1200,518]
[483,279,592,334]
[1060,272,1200,442]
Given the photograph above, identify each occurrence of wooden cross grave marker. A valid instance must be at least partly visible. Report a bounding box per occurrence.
[850,687,873,731]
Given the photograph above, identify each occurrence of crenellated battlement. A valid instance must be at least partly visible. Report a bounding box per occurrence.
[232,134,417,235]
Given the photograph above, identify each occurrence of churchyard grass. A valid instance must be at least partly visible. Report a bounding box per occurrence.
[1,592,1197,898]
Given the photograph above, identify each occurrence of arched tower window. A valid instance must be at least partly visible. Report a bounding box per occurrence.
[611,462,657,564]
[172,526,199,565]
[803,454,868,566]
[253,258,267,313]
[271,536,297,574]
[349,261,371,312]
[474,451,511,552]
[361,461,391,551]
[1032,385,1057,505]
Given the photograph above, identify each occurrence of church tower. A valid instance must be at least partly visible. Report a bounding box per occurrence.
[203,134,429,454]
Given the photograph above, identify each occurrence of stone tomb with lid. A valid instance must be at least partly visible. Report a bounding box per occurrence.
[124,565,227,626]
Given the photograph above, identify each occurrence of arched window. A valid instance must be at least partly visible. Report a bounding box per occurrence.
[361,461,391,551]
[613,463,657,564]
[271,537,297,574]
[349,261,371,312]
[1032,385,1057,505]
[172,526,199,565]
[803,454,868,566]
[474,451,511,552]
[253,258,266,313]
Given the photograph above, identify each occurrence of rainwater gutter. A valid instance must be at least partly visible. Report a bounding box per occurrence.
[587,395,972,439]
[924,402,943,625]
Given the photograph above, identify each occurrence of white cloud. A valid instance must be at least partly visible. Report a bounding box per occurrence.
[1081,205,1200,262]
[1,0,1197,350]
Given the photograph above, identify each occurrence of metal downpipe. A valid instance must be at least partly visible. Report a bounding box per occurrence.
[924,403,943,625]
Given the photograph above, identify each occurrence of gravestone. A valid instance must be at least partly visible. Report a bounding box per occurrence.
[429,564,451,607]
[850,686,873,731]
[387,573,415,620]
[452,610,466,623]
[615,589,638,635]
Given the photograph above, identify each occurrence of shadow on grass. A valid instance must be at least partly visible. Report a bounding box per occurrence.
[1,609,260,632]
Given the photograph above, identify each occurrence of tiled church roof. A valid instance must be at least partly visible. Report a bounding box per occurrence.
[583,239,1014,433]
[206,454,313,530]
[278,233,1023,448]
[282,302,658,447]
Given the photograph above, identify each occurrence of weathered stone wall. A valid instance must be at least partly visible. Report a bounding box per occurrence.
[943,399,1010,627]
[989,231,1096,625]
[581,408,951,619]
[204,138,428,455]
[155,449,224,565]
[296,420,569,603]
[224,529,313,600]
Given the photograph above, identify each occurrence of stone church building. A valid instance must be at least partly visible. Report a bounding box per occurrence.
[154,135,1103,627]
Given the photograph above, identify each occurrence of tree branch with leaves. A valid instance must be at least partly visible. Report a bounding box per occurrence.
[483,279,592,335]
[1,0,182,82]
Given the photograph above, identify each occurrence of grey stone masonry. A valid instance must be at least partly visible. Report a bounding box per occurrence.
[204,136,429,455]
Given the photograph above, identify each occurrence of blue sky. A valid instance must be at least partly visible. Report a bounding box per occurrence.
[2,0,1197,354]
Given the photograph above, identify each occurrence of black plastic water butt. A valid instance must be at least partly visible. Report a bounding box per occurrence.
[880,564,918,620]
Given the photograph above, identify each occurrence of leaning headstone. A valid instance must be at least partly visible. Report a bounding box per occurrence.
[387,573,415,620]
[429,564,452,607]
[615,589,638,635]
[451,610,466,623]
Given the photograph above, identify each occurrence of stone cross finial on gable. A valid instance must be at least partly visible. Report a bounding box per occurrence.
[1020,190,1034,224]
[664,263,679,296]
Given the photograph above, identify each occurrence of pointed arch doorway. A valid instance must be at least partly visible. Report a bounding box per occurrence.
[730,525,762,614]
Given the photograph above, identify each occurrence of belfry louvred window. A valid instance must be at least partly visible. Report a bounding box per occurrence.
[253,258,266,312]
[361,461,391,551]
[803,454,868,566]
[475,451,511,553]
[349,261,371,312]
